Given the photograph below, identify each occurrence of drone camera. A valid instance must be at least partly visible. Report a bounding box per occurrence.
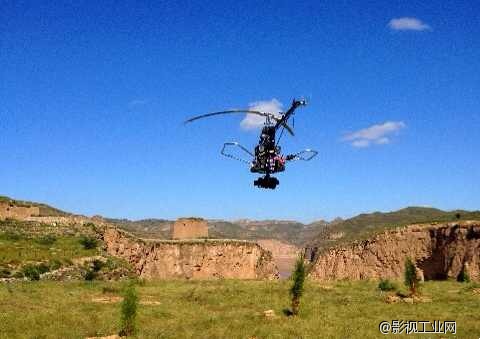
[254,176,279,189]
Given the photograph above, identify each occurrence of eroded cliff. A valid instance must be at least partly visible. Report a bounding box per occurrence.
[308,221,480,282]
[103,227,279,280]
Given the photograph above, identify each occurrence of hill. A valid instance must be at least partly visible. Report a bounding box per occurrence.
[105,218,172,239]
[309,206,480,250]
[106,217,328,246]
[0,195,68,217]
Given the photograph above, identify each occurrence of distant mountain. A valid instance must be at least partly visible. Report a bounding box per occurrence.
[105,218,173,239]
[4,195,478,250]
[308,206,480,250]
[105,217,328,246]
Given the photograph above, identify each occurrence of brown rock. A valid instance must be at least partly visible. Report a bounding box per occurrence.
[263,310,276,318]
[385,295,401,304]
[308,222,480,282]
[103,227,279,280]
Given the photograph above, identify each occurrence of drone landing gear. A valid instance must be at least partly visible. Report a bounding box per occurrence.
[254,175,279,190]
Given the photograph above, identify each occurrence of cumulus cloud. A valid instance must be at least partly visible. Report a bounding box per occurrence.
[388,17,431,31]
[343,121,406,148]
[240,99,283,130]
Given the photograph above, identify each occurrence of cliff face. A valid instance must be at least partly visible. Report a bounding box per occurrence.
[308,221,480,282]
[257,239,300,278]
[103,228,279,280]
[257,239,300,258]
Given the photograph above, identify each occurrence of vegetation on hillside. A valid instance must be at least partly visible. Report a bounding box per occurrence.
[0,219,131,281]
[309,206,480,251]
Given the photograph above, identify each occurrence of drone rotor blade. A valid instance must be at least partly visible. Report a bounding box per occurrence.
[280,122,294,136]
[184,110,273,124]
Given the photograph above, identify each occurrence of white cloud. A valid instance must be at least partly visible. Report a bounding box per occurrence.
[343,121,406,148]
[240,99,283,130]
[388,17,431,31]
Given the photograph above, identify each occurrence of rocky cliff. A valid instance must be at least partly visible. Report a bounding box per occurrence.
[308,221,480,282]
[103,227,279,280]
[257,239,300,278]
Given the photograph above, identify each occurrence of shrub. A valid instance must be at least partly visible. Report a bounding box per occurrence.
[79,236,98,250]
[457,265,470,283]
[84,269,96,281]
[290,256,306,316]
[37,263,50,274]
[119,282,139,336]
[102,286,120,294]
[378,279,397,291]
[0,268,11,278]
[35,235,57,246]
[404,257,419,295]
[1,231,23,241]
[13,271,24,279]
[92,259,104,272]
[22,265,40,281]
[48,259,62,271]
[84,222,98,232]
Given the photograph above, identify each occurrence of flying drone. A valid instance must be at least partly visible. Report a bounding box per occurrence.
[185,99,317,189]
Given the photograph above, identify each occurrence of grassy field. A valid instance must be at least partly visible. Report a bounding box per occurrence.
[0,279,479,338]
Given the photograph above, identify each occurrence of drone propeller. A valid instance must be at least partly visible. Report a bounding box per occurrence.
[280,121,294,136]
[184,110,276,124]
[184,109,295,136]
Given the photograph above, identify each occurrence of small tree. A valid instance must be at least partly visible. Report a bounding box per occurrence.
[119,282,138,336]
[290,255,306,316]
[457,264,470,283]
[378,279,397,292]
[22,265,40,281]
[79,236,98,250]
[404,257,419,295]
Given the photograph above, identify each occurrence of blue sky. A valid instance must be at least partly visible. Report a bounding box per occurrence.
[1,1,479,222]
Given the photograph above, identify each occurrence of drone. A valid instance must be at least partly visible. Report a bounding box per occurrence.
[185,99,317,189]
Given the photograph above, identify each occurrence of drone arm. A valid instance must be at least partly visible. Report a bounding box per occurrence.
[220,142,253,165]
[286,149,318,161]
[274,99,306,132]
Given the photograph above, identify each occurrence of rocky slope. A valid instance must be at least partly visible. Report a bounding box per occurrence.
[307,221,480,282]
[103,227,279,280]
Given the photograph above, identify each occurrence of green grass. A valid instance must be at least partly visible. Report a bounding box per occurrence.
[0,280,478,338]
[0,235,98,265]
